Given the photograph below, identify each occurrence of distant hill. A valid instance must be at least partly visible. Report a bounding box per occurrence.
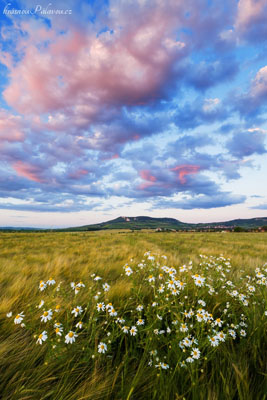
[1,216,267,232]
[57,216,267,232]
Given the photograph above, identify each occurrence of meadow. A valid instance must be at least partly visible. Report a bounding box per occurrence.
[0,231,266,400]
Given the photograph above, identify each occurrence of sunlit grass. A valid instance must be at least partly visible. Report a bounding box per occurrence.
[0,231,267,399]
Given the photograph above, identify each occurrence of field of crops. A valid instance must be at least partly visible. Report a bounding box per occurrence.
[0,231,266,400]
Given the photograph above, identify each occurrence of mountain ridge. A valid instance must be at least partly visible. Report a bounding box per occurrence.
[1,216,267,231]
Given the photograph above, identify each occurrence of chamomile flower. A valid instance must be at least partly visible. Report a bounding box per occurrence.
[156,362,169,370]
[122,326,129,333]
[176,281,186,290]
[55,326,63,336]
[214,318,223,327]
[217,331,226,342]
[98,342,107,353]
[54,305,61,312]
[130,326,137,336]
[103,283,110,292]
[136,318,145,326]
[39,281,46,291]
[6,312,12,318]
[191,348,201,359]
[14,312,24,324]
[65,331,78,344]
[180,323,188,332]
[46,277,56,286]
[97,302,105,312]
[186,356,194,363]
[71,306,83,317]
[125,267,133,276]
[228,329,236,339]
[41,309,53,323]
[36,331,47,344]
[209,336,219,347]
[38,300,44,309]
[108,308,117,317]
[240,329,246,337]
[136,305,143,311]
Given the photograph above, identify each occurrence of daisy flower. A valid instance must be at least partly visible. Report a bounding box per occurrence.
[54,305,61,312]
[136,305,143,311]
[38,300,44,309]
[102,283,110,292]
[209,336,219,347]
[130,326,137,336]
[65,331,78,344]
[97,302,105,312]
[39,281,46,291]
[71,306,83,317]
[156,362,169,370]
[191,348,201,359]
[214,318,223,327]
[46,277,56,286]
[240,329,246,337]
[41,309,53,323]
[186,357,194,363]
[125,267,133,276]
[228,329,236,339]
[14,312,25,324]
[108,308,117,316]
[6,312,12,318]
[176,281,186,290]
[122,326,129,333]
[76,321,83,329]
[217,331,226,342]
[36,331,48,345]
[98,342,107,353]
[55,326,63,336]
[136,319,145,326]
[180,323,188,332]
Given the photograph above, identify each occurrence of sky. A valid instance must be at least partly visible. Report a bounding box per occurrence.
[0,0,267,228]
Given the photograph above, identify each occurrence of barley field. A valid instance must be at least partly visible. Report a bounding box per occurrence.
[0,231,266,400]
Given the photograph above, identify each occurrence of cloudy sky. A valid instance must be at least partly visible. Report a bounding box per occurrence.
[0,0,267,228]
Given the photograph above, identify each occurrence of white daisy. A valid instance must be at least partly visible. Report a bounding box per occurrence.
[98,342,107,353]
[41,309,53,323]
[14,312,25,324]
[65,331,78,344]
[36,330,48,345]
[71,306,83,317]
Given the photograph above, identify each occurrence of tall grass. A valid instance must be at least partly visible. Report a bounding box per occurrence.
[0,231,266,399]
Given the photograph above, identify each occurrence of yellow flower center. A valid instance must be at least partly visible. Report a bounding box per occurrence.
[55,328,60,333]
[69,332,74,338]
[15,315,20,319]
[39,334,43,339]
[43,311,48,316]
[56,305,60,310]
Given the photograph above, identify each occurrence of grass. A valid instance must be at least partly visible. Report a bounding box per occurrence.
[0,231,267,400]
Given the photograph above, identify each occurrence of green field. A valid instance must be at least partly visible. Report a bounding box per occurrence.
[0,231,266,400]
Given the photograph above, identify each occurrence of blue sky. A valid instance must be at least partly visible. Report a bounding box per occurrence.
[0,0,267,228]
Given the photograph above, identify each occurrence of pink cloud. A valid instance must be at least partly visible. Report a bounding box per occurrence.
[12,161,45,183]
[171,164,200,184]
[139,169,157,182]
[236,0,267,33]
[3,3,187,123]
[68,169,89,179]
[0,109,25,142]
